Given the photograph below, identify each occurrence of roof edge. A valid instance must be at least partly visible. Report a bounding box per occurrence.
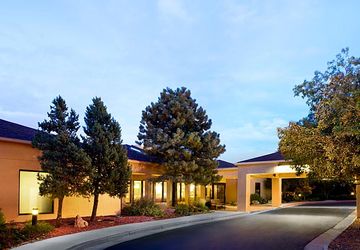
[0,137,32,145]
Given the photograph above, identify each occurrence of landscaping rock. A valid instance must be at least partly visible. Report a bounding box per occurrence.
[74,215,88,228]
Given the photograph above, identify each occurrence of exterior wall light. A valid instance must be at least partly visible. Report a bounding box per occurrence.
[32,208,39,226]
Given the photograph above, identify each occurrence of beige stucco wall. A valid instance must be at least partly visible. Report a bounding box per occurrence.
[0,139,160,222]
[226,179,237,203]
[218,168,238,204]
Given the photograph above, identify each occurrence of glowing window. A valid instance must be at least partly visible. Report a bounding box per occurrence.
[19,171,53,214]
[155,182,167,202]
[133,180,144,200]
[124,182,131,203]
[177,183,185,201]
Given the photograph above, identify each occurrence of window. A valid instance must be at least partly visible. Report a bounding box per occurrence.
[19,171,53,214]
[190,184,195,200]
[206,183,226,204]
[124,182,131,203]
[155,182,167,202]
[133,180,145,200]
[177,183,185,201]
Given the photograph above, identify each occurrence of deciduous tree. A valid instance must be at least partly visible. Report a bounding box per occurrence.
[278,48,360,216]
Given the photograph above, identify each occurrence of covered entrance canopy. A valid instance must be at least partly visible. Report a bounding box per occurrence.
[236,152,307,212]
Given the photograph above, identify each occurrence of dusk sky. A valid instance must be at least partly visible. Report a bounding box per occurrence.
[1,1,359,162]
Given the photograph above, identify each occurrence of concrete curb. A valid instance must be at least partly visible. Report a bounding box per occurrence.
[13,211,252,250]
[304,210,356,250]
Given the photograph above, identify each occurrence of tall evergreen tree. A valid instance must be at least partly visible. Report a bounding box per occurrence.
[32,96,90,225]
[138,87,225,206]
[82,97,131,221]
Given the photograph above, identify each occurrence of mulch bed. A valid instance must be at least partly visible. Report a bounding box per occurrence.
[329,219,360,250]
[7,214,175,249]
[47,216,157,237]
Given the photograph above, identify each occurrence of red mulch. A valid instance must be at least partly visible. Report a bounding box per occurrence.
[8,214,173,248]
[329,219,360,250]
[47,216,157,237]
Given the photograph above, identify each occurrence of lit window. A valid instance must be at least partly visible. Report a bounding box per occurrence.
[177,183,185,201]
[155,182,167,202]
[190,184,195,199]
[19,171,53,214]
[124,182,131,203]
[133,180,144,200]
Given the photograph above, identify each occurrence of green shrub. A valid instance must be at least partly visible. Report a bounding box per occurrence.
[0,209,53,248]
[192,201,209,213]
[175,202,209,216]
[0,209,27,250]
[250,193,268,204]
[22,221,54,238]
[0,209,6,230]
[122,198,164,217]
[0,227,26,249]
[282,191,301,202]
[175,204,191,216]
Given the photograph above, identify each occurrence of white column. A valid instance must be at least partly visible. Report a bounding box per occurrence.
[237,173,250,212]
[272,178,282,207]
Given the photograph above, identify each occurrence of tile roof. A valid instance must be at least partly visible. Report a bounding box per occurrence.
[124,144,159,163]
[217,159,236,169]
[0,119,238,166]
[238,151,284,163]
[0,119,37,142]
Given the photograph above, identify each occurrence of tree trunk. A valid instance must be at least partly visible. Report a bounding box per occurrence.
[91,193,99,222]
[56,196,64,227]
[356,184,360,218]
[172,181,177,207]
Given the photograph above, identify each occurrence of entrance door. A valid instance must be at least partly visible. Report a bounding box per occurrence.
[255,182,261,196]
[213,183,226,204]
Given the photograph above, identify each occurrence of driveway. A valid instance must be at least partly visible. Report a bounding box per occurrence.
[107,201,355,250]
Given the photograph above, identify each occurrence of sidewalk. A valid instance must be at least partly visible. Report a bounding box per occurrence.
[13,211,245,250]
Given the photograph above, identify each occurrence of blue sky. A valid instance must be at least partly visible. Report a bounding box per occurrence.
[1,0,359,162]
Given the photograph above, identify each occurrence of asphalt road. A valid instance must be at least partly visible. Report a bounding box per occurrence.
[107,201,355,250]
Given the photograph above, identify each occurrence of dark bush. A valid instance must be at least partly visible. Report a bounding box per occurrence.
[192,201,210,213]
[22,221,54,238]
[250,193,268,204]
[0,209,27,249]
[0,227,26,249]
[205,201,211,209]
[0,209,5,230]
[121,198,164,217]
[282,191,301,202]
[174,204,191,216]
[175,202,210,216]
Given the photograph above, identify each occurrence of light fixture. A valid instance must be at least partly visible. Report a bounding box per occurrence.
[298,193,302,197]
[32,208,38,226]
[351,192,355,196]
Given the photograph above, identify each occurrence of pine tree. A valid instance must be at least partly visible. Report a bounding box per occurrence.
[138,87,225,206]
[82,97,131,221]
[32,96,90,225]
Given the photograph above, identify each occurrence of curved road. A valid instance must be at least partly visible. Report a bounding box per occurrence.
[107,201,355,250]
